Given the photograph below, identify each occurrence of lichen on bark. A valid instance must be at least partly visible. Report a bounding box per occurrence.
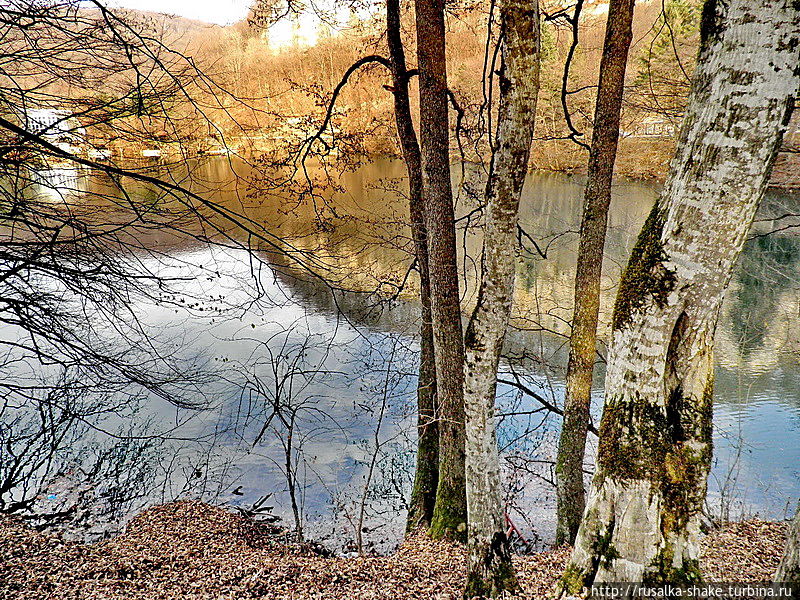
[561,0,800,585]
[462,0,540,594]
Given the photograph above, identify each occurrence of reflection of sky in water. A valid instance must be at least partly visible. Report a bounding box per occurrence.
[6,160,800,550]
[128,242,800,547]
[713,400,800,518]
[118,247,420,550]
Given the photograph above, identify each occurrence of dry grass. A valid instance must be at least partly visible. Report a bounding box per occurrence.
[0,501,788,599]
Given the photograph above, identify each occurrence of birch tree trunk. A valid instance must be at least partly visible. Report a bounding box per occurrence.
[561,0,800,588]
[556,0,636,547]
[385,0,440,533]
[414,0,468,540]
[463,0,540,595]
[775,501,800,594]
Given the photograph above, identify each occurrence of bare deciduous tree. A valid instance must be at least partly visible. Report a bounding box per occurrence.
[560,0,800,587]
[0,0,358,528]
[556,0,636,547]
[462,0,541,593]
[384,0,439,532]
[414,0,468,540]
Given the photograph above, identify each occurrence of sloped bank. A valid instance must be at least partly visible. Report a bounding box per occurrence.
[0,501,787,599]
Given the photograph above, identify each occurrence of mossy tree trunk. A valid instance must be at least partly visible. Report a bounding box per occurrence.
[463,0,540,596]
[556,0,636,548]
[385,0,440,533]
[561,0,800,587]
[775,501,800,594]
[414,0,468,540]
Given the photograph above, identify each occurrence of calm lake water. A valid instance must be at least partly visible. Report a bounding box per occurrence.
[9,157,800,551]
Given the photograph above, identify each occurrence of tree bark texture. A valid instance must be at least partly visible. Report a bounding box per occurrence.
[561,0,800,588]
[386,0,440,533]
[775,501,800,594]
[556,0,636,547]
[414,0,468,540]
[463,0,540,596]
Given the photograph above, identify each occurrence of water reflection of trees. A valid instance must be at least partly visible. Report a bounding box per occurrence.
[1,376,168,539]
[4,147,800,546]
[730,234,800,357]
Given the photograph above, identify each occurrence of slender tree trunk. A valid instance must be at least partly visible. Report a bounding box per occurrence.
[385,0,440,532]
[555,0,636,547]
[561,0,800,588]
[775,501,800,594]
[414,0,468,540]
[463,0,540,596]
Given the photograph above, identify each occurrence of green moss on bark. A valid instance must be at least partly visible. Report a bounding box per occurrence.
[597,397,672,480]
[464,532,518,599]
[598,391,712,536]
[559,564,589,596]
[591,522,621,571]
[646,551,702,584]
[429,478,467,542]
[661,444,712,532]
[612,204,676,331]
[464,557,518,598]
[407,416,439,532]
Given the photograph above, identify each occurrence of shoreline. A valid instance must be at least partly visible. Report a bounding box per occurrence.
[1,501,788,599]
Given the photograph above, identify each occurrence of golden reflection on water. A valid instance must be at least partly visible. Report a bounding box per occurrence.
[43,155,800,393]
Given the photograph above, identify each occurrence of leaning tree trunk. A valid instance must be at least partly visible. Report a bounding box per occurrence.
[561,0,800,588]
[556,0,636,547]
[463,0,540,595]
[385,0,440,532]
[414,0,468,540]
[775,501,800,594]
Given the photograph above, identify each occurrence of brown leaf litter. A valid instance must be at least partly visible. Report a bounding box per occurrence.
[0,501,788,599]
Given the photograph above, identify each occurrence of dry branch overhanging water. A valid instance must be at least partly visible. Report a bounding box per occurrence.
[2,0,800,594]
[3,157,798,551]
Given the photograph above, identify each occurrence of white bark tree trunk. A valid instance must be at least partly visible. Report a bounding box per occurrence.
[561,0,800,589]
[463,0,540,596]
[775,501,800,593]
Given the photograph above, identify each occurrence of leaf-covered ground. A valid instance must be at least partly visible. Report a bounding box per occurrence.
[0,501,787,599]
